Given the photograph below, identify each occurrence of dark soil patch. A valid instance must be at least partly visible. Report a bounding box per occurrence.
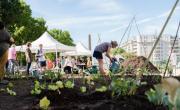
[0,79,38,110]
[0,75,166,110]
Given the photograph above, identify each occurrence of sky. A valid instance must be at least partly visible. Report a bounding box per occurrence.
[25,0,180,49]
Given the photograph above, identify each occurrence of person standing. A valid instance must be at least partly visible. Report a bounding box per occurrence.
[86,57,92,68]
[0,21,14,80]
[25,42,32,75]
[93,41,118,76]
[36,44,46,73]
[8,44,17,74]
[63,56,74,74]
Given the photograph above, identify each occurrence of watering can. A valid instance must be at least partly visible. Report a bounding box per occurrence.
[109,58,120,73]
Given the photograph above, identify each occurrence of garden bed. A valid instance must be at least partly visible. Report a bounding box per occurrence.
[0,75,168,110]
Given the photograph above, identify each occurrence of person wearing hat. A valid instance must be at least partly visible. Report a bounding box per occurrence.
[0,21,14,80]
[93,41,118,76]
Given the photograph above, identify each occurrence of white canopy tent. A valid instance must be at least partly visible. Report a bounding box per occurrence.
[16,31,75,53]
[62,42,91,56]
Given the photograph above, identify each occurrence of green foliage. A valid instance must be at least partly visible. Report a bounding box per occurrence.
[0,0,30,26]
[145,85,165,105]
[40,96,50,110]
[12,17,47,45]
[48,29,75,46]
[46,53,56,61]
[110,78,138,97]
[7,82,14,89]
[0,82,16,96]
[31,80,46,95]
[0,0,47,45]
[80,86,87,93]
[6,88,16,96]
[47,81,64,91]
[65,80,74,89]
[96,86,107,92]
[145,84,173,110]
[44,71,59,81]
[56,81,64,89]
[121,52,136,59]
[48,84,59,91]
[112,48,125,55]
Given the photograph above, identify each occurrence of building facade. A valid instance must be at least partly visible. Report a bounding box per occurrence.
[121,35,180,66]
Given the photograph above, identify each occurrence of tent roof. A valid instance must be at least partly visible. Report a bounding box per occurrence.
[62,42,91,56]
[16,31,75,53]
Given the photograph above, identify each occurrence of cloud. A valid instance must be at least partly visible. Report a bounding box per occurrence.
[80,0,122,13]
[108,5,180,33]
[47,14,128,28]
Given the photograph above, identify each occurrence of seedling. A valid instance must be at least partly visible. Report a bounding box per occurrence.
[96,86,107,92]
[40,96,50,110]
[65,80,74,89]
[80,86,87,93]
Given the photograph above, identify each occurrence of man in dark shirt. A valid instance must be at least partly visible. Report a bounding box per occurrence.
[0,21,14,80]
[25,42,33,75]
[93,41,118,76]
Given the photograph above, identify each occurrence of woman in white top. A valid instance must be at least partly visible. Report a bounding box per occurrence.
[63,56,74,74]
[36,44,46,73]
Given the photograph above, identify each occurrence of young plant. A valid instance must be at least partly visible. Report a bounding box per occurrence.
[145,84,166,105]
[80,86,87,93]
[65,80,74,89]
[96,86,107,92]
[0,82,16,96]
[40,96,50,110]
[110,78,138,97]
[48,84,59,91]
[48,81,64,91]
[31,80,46,95]
[56,81,64,89]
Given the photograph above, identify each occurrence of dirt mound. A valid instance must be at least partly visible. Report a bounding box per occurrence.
[122,56,159,74]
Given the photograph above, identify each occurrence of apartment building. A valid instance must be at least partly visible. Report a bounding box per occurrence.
[121,35,180,66]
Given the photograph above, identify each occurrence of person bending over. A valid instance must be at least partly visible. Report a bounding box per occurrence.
[93,41,118,76]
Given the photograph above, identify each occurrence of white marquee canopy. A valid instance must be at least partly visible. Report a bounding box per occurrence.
[16,31,75,53]
[62,42,91,56]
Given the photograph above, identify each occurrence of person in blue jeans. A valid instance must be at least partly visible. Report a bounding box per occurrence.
[93,41,118,76]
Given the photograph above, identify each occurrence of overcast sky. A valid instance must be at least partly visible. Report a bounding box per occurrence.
[25,0,180,49]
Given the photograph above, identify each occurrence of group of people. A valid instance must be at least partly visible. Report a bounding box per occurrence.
[1,21,118,80]
[24,42,93,75]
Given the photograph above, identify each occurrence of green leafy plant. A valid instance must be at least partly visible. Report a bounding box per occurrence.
[80,86,87,93]
[44,71,59,82]
[56,81,64,89]
[145,84,165,105]
[40,96,50,110]
[145,78,180,110]
[48,84,59,91]
[65,80,74,89]
[110,78,138,97]
[6,88,16,96]
[96,86,107,92]
[0,82,16,96]
[31,80,46,95]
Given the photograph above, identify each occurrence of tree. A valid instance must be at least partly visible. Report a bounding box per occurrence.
[0,0,47,45]
[48,29,75,46]
[0,0,31,27]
